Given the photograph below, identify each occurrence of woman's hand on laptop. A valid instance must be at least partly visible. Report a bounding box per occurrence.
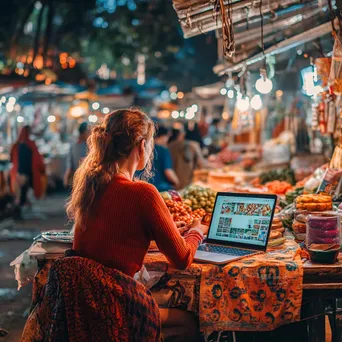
[190,219,209,237]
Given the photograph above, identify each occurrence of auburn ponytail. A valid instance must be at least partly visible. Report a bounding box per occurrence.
[66,108,155,230]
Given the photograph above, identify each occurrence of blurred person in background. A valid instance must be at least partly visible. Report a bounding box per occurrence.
[64,122,89,188]
[198,108,209,139]
[149,125,179,191]
[10,125,45,218]
[185,121,203,148]
[168,124,204,189]
[208,118,226,155]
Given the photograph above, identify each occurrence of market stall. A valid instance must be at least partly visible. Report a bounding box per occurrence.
[10,146,342,340]
[10,234,342,341]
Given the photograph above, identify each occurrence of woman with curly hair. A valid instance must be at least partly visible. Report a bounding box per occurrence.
[67,108,208,341]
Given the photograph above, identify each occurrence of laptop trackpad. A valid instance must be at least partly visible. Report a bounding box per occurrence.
[195,250,237,263]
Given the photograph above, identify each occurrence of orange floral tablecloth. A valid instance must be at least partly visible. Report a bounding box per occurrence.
[144,241,303,333]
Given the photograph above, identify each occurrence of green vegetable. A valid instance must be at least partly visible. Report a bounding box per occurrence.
[260,169,296,186]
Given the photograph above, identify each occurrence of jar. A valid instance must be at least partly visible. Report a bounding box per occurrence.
[307,215,340,246]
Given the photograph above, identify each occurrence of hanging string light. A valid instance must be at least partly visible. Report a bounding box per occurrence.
[255,1,273,95]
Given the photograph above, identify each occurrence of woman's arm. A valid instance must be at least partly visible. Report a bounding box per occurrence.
[140,183,206,269]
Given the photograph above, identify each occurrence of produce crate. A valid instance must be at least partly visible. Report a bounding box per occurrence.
[193,169,209,183]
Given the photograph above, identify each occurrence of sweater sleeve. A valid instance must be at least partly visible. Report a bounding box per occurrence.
[139,183,203,269]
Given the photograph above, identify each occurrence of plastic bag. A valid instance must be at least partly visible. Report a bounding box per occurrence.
[10,250,37,290]
[133,265,164,290]
[317,168,342,196]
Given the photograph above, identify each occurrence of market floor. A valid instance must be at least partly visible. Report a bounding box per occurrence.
[0,193,71,342]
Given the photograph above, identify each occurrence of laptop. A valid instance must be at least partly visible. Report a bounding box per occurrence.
[194,192,277,264]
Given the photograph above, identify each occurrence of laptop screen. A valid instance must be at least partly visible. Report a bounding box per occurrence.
[208,193,277,248]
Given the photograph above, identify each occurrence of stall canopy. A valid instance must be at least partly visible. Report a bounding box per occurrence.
[172,0,333,74]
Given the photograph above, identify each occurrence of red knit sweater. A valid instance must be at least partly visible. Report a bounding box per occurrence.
[73,175,203,277]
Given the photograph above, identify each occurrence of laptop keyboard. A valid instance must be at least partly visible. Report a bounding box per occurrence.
[198,244,254,257]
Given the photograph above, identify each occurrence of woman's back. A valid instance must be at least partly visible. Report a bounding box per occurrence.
[73,174,202,277]
[74,175,153,276]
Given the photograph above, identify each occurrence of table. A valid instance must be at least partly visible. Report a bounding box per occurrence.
[143,250,342,341]
[301,258,342,342]
[20,242,342,342]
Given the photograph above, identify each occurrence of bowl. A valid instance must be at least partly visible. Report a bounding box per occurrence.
[308,248,340,264]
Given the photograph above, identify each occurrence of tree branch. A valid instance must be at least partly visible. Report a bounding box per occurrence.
[10,0,36,60]
[43,1,55,67]
[32,3,46,68]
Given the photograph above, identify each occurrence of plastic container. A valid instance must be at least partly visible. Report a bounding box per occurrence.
[307,215,341,263]
[307,215,340,245]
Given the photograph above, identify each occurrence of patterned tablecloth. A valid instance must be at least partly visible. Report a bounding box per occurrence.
[144,241,303,333]
[26,241,303,334]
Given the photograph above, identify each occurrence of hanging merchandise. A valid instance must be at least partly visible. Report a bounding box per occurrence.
[318,98,327,134]
[329,36,342,95]
[215,0,235,58]
[315,58,332,88]
[327,94,337,134]
[311,103,319,130]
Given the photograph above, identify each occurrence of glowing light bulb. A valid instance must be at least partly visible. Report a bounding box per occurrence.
[220,88,227,95]
[70,106,84,118]
[236,96,250,112]
[227,90,234,99]
[170,92,177,100]
[185,111,195,120]
[276,90,283,98]
[88,115,98,123]
[102,107,110,114]
[8,97,16,105]
[255,77,273,94]
[251,94,262,110]
[92,102,100,110]
[6,103,14,112]
[191,104,198,112]
[17,116,24,123]
[171,111,179,119]
[47,115,56,123]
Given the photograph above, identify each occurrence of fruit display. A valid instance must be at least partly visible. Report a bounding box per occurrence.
[259,169,296,186]
[160,190,182,202]
[265,181,293,195]
[192,208,207,219]
[160,192,172,201]
[164,200,208,226]
[202,214,212,226]
[182,185,217,213]
[216,149,241,165]
[164,200,194,225]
